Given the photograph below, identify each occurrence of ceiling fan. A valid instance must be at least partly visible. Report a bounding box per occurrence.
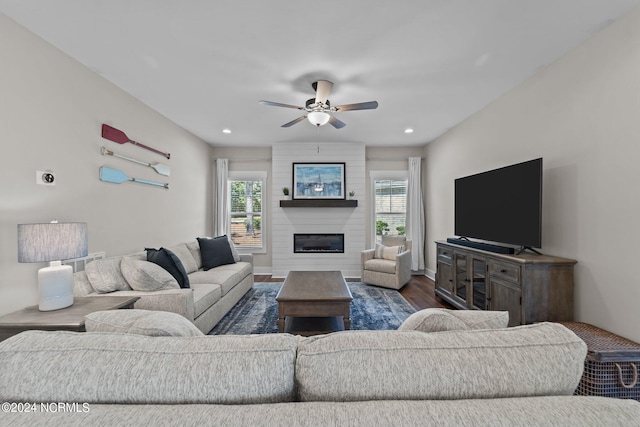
[259,80,378,129]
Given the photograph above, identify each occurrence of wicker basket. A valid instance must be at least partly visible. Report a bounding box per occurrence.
[561,322,639,400]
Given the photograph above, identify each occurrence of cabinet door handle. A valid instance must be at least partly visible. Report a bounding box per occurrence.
[486,297,491,301]
[448,279,453,282]
[500,269,507,273]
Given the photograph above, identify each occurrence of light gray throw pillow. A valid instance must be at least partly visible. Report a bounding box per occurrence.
[120,257,180,292]
[398,308,509,332]
[85,309,203,337]
[85,257,131,293]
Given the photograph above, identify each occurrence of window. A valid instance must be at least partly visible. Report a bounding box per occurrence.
[228,171,266,252]
[372,172,407,244]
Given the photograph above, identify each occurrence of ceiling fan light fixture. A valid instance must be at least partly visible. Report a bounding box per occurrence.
[307,111,330,127]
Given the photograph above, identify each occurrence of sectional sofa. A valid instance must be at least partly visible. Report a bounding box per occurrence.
[72,240,253,333]
[1,322,639,426]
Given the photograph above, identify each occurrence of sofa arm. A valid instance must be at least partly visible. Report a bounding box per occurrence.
[396,250,412,286]
[133,289,195,321]
[92,288,196,321]
[360,249,375,277]
[239,254,254,277]
[361,249,375,262]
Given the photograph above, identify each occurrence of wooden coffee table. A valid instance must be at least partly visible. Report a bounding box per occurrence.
[275,271,352,335]
[0,296,139,342]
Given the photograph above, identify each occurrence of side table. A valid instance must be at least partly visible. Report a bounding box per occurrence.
[0,296,139,342]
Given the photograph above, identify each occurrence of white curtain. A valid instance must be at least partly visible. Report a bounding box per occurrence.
[406,157,425,271]
[214,158,230,236]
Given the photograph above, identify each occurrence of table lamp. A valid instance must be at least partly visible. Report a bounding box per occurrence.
[17,221,88,311]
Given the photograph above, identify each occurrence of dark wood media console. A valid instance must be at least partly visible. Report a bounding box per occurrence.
[434,240,577,326]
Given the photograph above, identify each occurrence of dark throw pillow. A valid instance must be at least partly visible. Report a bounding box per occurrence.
[197,236,236,271]
[145,247,190,288]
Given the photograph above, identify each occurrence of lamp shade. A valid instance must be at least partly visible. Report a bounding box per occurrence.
[18,222,88,263]
[307,111,330,126]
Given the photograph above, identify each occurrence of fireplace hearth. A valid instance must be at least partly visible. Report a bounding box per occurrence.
[294,233,344,253]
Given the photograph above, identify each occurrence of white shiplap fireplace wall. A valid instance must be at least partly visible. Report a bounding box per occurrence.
[272,142,365,278]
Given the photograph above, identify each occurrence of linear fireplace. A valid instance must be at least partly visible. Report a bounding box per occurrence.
[294,233,344,253]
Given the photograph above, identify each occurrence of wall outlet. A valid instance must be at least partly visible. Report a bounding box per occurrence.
[36,170,56,186]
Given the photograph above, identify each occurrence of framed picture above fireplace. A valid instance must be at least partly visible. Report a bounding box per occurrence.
[292,163,345,200]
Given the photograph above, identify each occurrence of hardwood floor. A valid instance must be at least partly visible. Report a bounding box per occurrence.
[253,274,453,311]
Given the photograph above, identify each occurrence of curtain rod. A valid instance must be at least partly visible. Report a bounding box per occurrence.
[215,157,422,161]
[214,158,272,162]
[365,157,424,161]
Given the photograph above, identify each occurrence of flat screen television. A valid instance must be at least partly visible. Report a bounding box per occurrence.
[454,158,542,252]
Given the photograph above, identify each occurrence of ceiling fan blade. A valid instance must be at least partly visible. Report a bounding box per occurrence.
[313,80,333,105]
[334,101,379,111]
[328,115,346,129]
[259,100,304,110]
[281,115,307,127]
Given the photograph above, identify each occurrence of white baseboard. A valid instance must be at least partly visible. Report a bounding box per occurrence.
[425,268,436,280]
[253,267,272,276]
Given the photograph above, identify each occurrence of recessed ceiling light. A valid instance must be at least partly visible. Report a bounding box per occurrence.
[222,129,231,134]
[404,128,414,134]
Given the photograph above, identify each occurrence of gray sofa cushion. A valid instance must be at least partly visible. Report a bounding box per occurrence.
[296,323,586,402]
[398,308,509,332]
[72,271,94,297]
[85,309,203,337]
[188,262,252,295]
[363,258,396,274]
[167,243,199,274]
[120,257,180,292]
[191,283,222,318]
[0,331,298,405]
[85,257,132,293]
[186,240,202,269]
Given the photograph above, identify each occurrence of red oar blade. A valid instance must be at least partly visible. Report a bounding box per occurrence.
[101,123,171,159]
[102,124,131,144]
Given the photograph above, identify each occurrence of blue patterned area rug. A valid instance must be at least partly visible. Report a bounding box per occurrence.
[209,282,416,335]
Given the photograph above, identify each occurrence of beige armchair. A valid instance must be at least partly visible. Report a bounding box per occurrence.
[361,236,412,290]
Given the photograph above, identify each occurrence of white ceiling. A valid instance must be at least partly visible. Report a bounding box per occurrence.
[1,1,638,148]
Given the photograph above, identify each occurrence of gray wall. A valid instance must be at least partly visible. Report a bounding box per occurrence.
[0,14,212,315]
[424,7,640,342]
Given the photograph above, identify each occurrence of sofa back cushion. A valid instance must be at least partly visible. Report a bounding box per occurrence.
[295,323,586,402]
[398,308,509,332]
[167,243,199,274]
[85,257,132,293]
[120,257,180,292]
[85,310,203,337]
[0,331,298,405]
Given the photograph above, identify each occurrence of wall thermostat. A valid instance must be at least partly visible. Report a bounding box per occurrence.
[36,170,56,186]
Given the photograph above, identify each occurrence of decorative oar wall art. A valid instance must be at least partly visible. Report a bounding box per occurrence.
[101,147,170,176]
[101,124,171,159]
[99,166,169,189]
